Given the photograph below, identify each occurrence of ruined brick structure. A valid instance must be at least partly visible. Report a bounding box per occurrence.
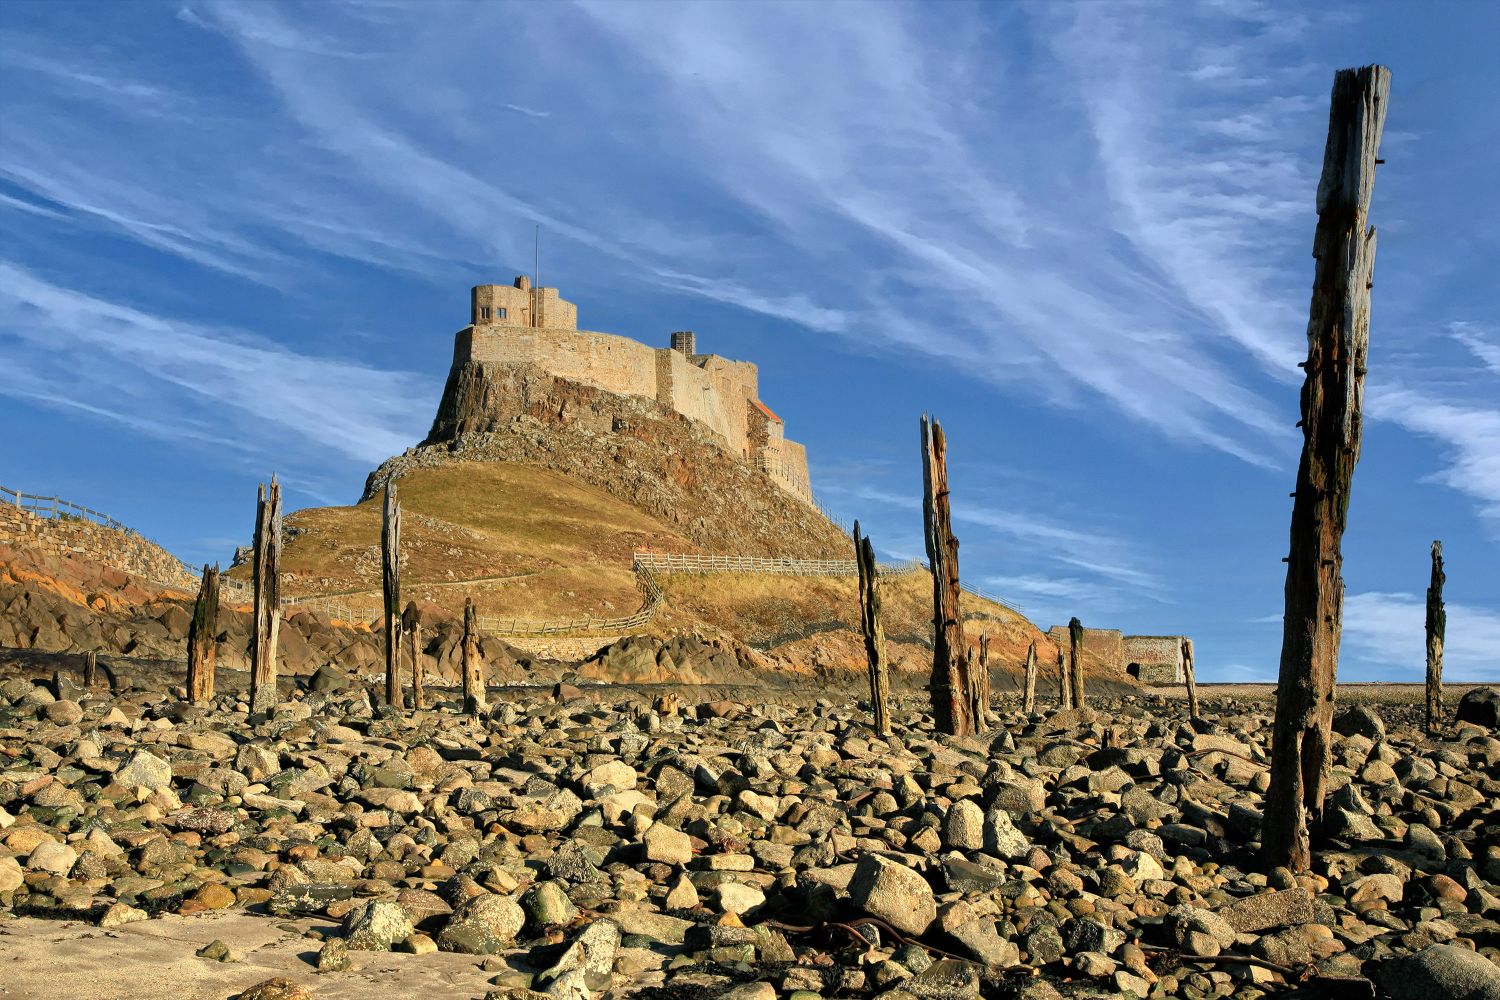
[451,277,812,503]
[1046,624,1188,685]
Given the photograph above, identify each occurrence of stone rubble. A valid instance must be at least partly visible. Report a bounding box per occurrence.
[1,673,1499,1000]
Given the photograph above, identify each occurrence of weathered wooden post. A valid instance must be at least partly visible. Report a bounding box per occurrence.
[921,414,972,736]
[1182,636,1199,721]
[250,477,282,714]
[1058,646,1073,710]
[973,631,991,730]
[381,481,402,709]
[1022,640,1037,713]
[83,650,98,690]
[1263,65,1388,874]
[854,521,892,737]
[187,563,220,703]
[403,600,424,711]
[1068,616,1086,709]
[1424,540,1445,735]
[462,598,487,716]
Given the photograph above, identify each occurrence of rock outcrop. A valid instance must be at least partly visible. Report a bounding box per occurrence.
[369,362,847,559]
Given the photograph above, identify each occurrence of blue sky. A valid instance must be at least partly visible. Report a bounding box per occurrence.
[1,1,1497,682]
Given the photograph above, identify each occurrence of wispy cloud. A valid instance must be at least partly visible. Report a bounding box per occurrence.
[0,262,437,473]
[1344,591,1500,682]
[504,103,551,119]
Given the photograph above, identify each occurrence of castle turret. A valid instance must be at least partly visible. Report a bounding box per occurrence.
[670,330,696,356]
[470,276,577,330]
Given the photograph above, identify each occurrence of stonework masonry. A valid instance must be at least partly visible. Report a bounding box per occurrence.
[454,277,813,503]
[1122,635,1186,684]
[1046,625,1189,684]
[0,502,196,588]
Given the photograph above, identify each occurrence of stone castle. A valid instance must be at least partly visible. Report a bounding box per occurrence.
[452,276,813,502]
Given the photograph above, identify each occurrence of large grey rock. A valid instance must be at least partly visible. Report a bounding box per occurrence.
[1333,705,1386,741]
[643,824,692,865]
[983,807,1030,860]
[115,749,172,791]
[1377,944,1500,1000]
[1457,688,1500,730]
[1219,888,1316,933]
[942,800,984,851]
[849,854,936,935]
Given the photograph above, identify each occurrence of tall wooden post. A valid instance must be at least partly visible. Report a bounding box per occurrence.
[1182,637,1199,721]
[1058,647,1073,710]
[187,563,220,703]
[1424,541,1445,735]
[1263,65,1388,874]
[854,521,892,737]
[1022,640,1037,713]
[403,601,424,711]
[381,481,402,709]
[921,415,972,737]
[462,598,487,716]
[83,650,98,690]
[1067,617,1086,709]
[251,477,282,714]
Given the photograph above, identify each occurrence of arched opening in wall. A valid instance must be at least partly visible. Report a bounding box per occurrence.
[1126,662,1142,680]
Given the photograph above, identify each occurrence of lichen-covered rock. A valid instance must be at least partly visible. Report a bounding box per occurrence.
[437,894,525,955]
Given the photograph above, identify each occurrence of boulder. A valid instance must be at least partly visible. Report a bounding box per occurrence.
[849,854,936,936]
[1377,944,1500,1000]
[1457,689,1500,730]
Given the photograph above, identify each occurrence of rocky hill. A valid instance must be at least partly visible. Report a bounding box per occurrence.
[380,361,849,559]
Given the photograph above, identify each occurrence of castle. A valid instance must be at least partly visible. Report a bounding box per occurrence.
[453,277,813,502]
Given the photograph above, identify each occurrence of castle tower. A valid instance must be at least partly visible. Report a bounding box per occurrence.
[470,276,577,331]
[670,330,696,356]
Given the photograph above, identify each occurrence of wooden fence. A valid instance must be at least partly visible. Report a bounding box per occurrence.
[1,484,131,532]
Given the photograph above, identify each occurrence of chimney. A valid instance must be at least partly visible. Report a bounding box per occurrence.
[670,331,696,356]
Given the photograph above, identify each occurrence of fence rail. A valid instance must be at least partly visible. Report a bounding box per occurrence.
[1,484,131,532]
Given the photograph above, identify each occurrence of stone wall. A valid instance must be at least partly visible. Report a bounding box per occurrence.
[1047,626,1125,675]
[0,503,195,588]
[464,326,659,400]
[1123,635,1185,684]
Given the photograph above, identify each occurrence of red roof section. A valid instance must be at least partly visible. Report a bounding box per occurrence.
[752,399,784,423]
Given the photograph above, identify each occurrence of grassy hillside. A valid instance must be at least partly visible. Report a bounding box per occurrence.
[230,462,696,620]
[237,459,1071,683]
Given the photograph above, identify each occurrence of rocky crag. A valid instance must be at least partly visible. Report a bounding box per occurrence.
[367,362,848,560]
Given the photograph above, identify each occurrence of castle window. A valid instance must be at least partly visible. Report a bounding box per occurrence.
[497,307,507,319]
[480,306,491,320]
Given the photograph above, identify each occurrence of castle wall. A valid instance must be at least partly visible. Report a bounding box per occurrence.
[659,349,735,454]
[771,437,812,500]
[463,326,658,399]
[456,317,811,506]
